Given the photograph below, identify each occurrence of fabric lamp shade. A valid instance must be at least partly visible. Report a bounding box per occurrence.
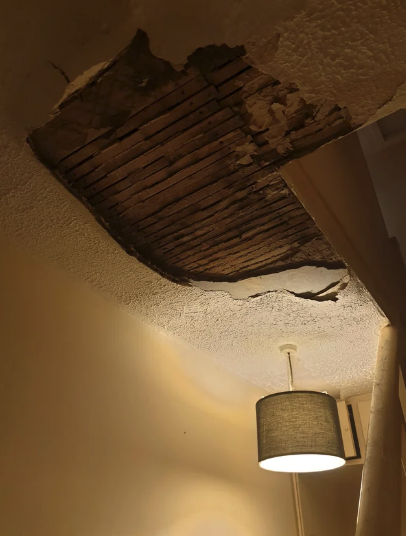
[256,390,346,473]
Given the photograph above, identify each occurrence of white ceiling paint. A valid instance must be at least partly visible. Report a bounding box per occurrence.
[0,0,393,398]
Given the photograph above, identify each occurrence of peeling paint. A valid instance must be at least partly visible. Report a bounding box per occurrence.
[55,61,111,110]
[191,266,348,300]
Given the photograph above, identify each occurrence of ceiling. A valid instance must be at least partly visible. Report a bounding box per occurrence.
[0,0,401,399]
[0,131,385,398]
[29,31,346,282]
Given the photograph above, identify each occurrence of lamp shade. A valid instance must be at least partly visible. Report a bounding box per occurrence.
[256,391,346,473]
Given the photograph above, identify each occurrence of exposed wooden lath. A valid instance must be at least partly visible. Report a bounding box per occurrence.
[28,30,347,283]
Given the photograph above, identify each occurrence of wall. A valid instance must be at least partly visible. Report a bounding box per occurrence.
[0,233,298,536]
[359,134,406,264]
[283,132,406,333]
[299,465,363,536]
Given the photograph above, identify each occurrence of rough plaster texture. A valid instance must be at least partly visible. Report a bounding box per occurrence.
[0,132,385,398]
[0,0,392,398]
[110,0,406,127]
[125,1,406,127]
[191,266,348,299]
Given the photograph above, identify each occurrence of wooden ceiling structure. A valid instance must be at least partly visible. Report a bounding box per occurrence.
[29,30,351,283]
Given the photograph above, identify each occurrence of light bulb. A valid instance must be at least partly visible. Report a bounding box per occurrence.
[259,453,346,473]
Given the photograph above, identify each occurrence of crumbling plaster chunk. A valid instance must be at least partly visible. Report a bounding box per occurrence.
[139,0,406,125]
[191,266,348,299]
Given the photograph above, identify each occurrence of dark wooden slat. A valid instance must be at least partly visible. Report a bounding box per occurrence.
[73,103,223,193]
[28,37,346,283]
[111,137,252,228]
[69,85,220,184]
[100,130,249,223]
[158,207,303,269]
[290,108,342,140]
[218,73,278,105]
[58,72,200,172]
[68,63,264,185]
[117,161,235,231]
[188,242,300,277]
[234,233,341,275]
[218,227,317,271]
[205,58,250,86]
[58,131,116,173]
[161,204,306,263]
[112,75,209,140]
[130,187,289,256]
[150,184,294,254]
[137,196,297,258]
[214,231,319,275]
[188,227,316,274]
[132,167,279,239]
[218,75,279,108]
[173,208,310,270]
[290,118,352,151]
[117,160,235,232]
[81,102,225,197]
[91,114,244,209]
[128,181,287,255]
[120,168,267,239]
[216,67,261,98]
[194,212,311,260]
[160,198,301,256]
[179,218,313,270]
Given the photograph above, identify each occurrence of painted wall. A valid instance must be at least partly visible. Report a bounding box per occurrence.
[283,132,406,331]
[299,465,363,536]
[360,136,406,264]
[0,233,298,536]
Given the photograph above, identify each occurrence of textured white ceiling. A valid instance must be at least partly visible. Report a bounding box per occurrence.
[0,132,385,398]
[0,0,395,398]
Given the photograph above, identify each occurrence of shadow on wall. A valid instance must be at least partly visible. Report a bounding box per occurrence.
[0,233,298,536]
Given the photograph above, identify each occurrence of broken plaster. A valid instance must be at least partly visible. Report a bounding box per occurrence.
[191,265,348,300]
[0,0,392,400]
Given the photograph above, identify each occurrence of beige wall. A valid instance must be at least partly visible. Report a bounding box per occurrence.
[299,465,363,536]
[361,140,406,263]
[284,133,406,334]
[0,234,298,536]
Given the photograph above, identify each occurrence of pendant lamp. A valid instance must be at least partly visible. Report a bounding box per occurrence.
[256,345,346,473]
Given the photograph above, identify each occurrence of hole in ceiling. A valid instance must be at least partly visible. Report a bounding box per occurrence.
[28,29,353,284]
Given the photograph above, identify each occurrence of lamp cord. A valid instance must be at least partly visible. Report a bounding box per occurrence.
[288,351,294,391]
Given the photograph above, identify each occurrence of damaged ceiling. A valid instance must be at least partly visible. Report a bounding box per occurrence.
[192,265,349,301]
[28,31,348,282]
[0,0,400,398]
